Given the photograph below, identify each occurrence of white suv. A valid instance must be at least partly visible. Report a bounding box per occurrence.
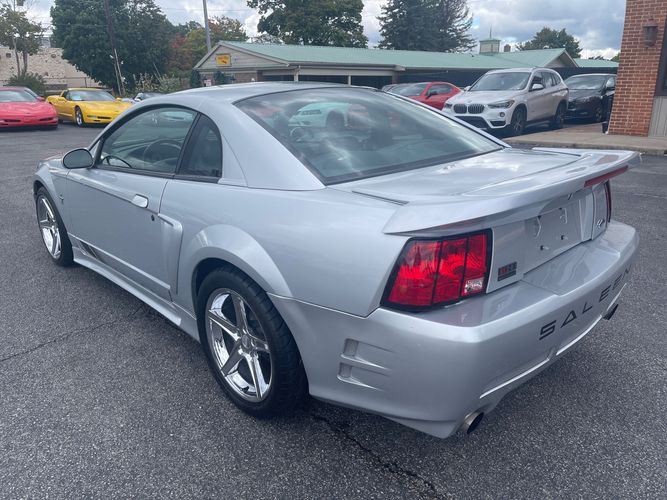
[443,68,569,136]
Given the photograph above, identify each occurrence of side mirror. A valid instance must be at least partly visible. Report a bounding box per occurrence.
[116,97,122,101]
[464,86,470,91]
[62,148,93,169]
[531,83,544,92]
[37,96,45,102]
[606,85,615,91]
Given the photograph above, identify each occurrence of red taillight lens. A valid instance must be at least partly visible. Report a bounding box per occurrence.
[384,232,490,310]
[386,241,440,307]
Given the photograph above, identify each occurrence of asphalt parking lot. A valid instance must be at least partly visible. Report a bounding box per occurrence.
[1,122,665,499]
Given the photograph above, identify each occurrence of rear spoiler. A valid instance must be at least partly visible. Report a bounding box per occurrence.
[383,148,640,235]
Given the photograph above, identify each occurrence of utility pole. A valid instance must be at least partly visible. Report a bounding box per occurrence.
[103,0,125,95]
[202,0,211,53]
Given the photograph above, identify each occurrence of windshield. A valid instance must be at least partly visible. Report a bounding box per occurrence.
[391,83,428,96]
[470,72,530,91]
[565,75,607,90]
[68,90,115,102]
[0,89,37,102]
[237,88,500,184]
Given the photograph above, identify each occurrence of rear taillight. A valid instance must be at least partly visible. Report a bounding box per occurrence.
[604,181,612,222]
[383,231,491,310]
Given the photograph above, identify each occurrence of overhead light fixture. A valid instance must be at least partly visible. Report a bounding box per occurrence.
[643,18,659,47]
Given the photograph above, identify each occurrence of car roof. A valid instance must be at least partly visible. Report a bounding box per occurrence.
[565,73,615,78]
[485,67,545,74]
[177,82,355,103]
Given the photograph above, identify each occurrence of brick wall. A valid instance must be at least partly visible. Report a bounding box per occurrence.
[609,0,667,136]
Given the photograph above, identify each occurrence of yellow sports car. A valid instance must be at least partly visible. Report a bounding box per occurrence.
[47,88,132,127]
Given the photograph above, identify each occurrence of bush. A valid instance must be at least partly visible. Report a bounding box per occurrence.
[8,72,46,96]
[156,76,185,94]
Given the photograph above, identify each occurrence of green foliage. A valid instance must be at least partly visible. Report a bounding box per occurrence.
[166,16,247,74]
[51,0,173,92]
[190,70,202,88]
[156,76,184,93]
[7,72,46,95]
[378,0,475,52]
[0,5,43,75]
[247,0,367,47]
[611,52,620,63]
[518,27,582,59]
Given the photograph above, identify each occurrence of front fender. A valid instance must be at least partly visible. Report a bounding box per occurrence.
[33,158,69,225]
[177,224,292,313]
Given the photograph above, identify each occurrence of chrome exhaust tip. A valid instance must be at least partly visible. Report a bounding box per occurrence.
[603,303,619,321]
[462,411,484,435]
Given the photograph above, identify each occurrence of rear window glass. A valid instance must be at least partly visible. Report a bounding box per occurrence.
[236,88,500,184]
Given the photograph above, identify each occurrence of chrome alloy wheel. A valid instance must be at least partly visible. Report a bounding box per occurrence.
[37,195,61,259]
[206,289,272,402]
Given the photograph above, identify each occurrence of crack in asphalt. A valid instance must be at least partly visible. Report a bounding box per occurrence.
[0,304,146,364]
[310,413,445,499]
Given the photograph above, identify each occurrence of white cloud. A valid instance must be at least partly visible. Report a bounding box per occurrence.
[27,0,624,54]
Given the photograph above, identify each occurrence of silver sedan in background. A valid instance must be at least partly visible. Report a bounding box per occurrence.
[33,83,638,438]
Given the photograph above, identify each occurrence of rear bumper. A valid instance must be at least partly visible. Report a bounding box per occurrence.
[270,221,639,438]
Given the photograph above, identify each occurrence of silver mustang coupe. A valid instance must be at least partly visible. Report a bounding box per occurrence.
[34,83,638,438]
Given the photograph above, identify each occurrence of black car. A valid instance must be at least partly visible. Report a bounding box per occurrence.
[565,73,616,122]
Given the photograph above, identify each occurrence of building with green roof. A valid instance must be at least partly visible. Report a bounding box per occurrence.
[194,40,617,88]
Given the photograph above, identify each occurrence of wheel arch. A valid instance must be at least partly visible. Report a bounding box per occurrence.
[182,224,292,315]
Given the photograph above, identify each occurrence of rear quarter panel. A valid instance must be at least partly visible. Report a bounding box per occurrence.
[160,181,402,317]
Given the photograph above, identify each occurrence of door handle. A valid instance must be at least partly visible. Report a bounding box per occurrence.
[131,194,149,208]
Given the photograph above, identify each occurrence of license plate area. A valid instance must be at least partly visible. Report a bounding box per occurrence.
[524,201,583,270]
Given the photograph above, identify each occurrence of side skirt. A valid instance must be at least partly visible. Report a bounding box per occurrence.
[72,247,200,341]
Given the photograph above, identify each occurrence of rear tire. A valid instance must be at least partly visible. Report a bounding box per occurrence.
[550,102,566,129]
[197,267,307,417]
[35,187,73,266]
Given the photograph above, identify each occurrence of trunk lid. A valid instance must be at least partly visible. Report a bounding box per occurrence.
[335,146,639,293]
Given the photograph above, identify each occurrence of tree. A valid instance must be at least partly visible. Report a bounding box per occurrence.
[378,0,475,52]
[0,4,43,76]
[247,0,367,47]
[183,15,247,63]
[51,0,173,92]
[165,16,247,74]
[611,52,620,62]
[518,27,582,59]
[589,55,606,60]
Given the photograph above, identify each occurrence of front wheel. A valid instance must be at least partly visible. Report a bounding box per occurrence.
[75,107,85,127]
[506,107,526,137]
[197,267,307,417]
[35,187,73,266]
[550,103,566,129]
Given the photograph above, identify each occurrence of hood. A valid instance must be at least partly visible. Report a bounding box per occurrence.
[448,90,521,105]
[568,88,601,100]
[0,101,56,117]
[80,101,131,113]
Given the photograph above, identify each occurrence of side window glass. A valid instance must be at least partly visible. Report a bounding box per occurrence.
[99,107,196,175]
[607,77,616,88]
[540,72,552,87]
[531,74,543,88]
[179,115,222,179]
[429,84,452,95]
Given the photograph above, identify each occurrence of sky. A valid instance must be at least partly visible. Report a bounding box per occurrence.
[27,0,625,59]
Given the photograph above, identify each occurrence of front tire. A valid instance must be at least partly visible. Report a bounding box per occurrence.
[197,267,307,417]
[35,187,73,266]
[75,107,85,127]
[506,107,526,137]
[550,102,566,129]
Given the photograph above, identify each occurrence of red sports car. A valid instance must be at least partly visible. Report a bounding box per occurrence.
[0,87,58,129]
[389,81,462,110]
